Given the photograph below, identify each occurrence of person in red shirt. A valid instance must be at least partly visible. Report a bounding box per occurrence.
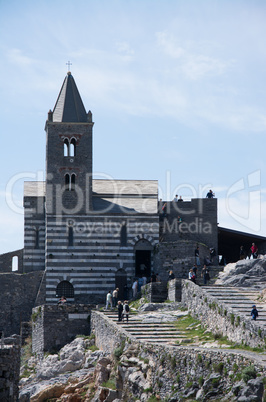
[250,243,258,259]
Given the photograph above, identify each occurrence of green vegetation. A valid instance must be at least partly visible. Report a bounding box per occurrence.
[241,365,257,383]
[101,379,116,390]
[173,314,266,353]
[113,339,126,360]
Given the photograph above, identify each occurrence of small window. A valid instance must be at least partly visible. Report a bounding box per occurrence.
[35,228,39,249]
[65,174,70,191]
[71,174,75,191]
[56,280,74,298]
[70,138,76,157]
[68,226,74,247]
[12,256,18,271]
[120,223,127,246]
[64,139,69,157]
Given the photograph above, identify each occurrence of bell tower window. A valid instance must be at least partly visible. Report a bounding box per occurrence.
[64,139,69,156]
[71,174,75,191]
[65,174,70,190]
[70,138,76,157]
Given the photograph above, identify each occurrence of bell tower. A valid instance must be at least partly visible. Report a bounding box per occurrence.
[45,72,94,215]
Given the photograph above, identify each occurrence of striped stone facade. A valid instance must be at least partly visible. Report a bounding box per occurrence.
[45,214,159,304]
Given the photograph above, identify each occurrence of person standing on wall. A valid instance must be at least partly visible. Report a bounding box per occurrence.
[250,243,258,259]
[195,246,200,267]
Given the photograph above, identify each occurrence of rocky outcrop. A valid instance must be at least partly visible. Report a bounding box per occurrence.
[216,257,266,288]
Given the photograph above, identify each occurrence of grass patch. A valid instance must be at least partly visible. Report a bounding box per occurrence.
[101,379,116,390]
[173,315,266,353]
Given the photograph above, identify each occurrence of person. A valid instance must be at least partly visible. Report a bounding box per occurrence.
[168,270,175,280]
[150,272,157,282]
[192,264,198,277]
[105,291,112,310]
[162,202,167,217]
[123,300,130,323]
[177,216,182,223]
[239,246,246,260]
[173,195,178,202]
[250,243,258,259]
[117,301,123,322]
[209,247,216,263]
[156,273,161,282]
[132,280,138,298]
[178,196,183,202]
[201,265,210,285]
[195,246,200,267]
[138,276,144,292]
[251,305,258,320]
[58,296,67,305]
[189,268,196,284]
[206,190,215,198]
[112,288,119,307]
[142,275,147,285]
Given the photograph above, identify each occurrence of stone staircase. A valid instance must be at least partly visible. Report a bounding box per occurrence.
[201,286,266,326]
[102,310,187,344]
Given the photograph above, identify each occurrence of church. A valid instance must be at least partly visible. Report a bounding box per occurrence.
[23,71,159,304]
[6,70,266,307]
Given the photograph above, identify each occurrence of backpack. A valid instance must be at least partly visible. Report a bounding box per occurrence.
[125,304,130,313]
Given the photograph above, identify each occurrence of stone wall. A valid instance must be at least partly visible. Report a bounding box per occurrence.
[0,271,44,337]
[181,279,265,348]
[154,240,212,281]
[0,335,20,402]
[0,248,23,273]
[32,304,94,356]
[168,278,182,302]
[141,282,168,303]
[159,198,218,253]
[91,310,266,400]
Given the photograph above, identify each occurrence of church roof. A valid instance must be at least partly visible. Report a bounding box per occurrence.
[52,72,87,123]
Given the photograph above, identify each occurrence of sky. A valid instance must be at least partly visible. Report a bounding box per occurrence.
[0,0,266,254]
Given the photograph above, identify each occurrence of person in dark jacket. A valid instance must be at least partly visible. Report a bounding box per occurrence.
[117,301,123,322]
[251,305,259,321]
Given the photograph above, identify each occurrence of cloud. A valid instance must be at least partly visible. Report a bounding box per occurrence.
[156,31,232,80]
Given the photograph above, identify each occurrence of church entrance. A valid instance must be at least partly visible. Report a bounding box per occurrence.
[134,239,153,278]
[135,250,151,278]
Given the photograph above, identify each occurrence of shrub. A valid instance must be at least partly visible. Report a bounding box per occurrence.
[242,365,256,383]
[214,362,224,374]
[230,313,235,325]
[198,375,204,386]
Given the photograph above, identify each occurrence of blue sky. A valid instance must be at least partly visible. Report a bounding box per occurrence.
[0,0,266,254]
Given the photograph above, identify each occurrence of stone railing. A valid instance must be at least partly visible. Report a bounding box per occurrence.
[168,278,182,302]
[181,279,265,348]
[141,281,168,302]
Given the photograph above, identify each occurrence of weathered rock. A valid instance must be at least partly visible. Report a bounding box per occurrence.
[237,378,264,402]
[94,358,112,386]
[30,383,65,401]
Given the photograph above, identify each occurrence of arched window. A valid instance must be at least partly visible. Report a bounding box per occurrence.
[71,174,76,191]
[120,223,127,246]
[64,139,69,156]
[56,281,74,298]
[12,256,18,272]
[70,138,76,157]
[65,174,70,191]
[68,226,74,247]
